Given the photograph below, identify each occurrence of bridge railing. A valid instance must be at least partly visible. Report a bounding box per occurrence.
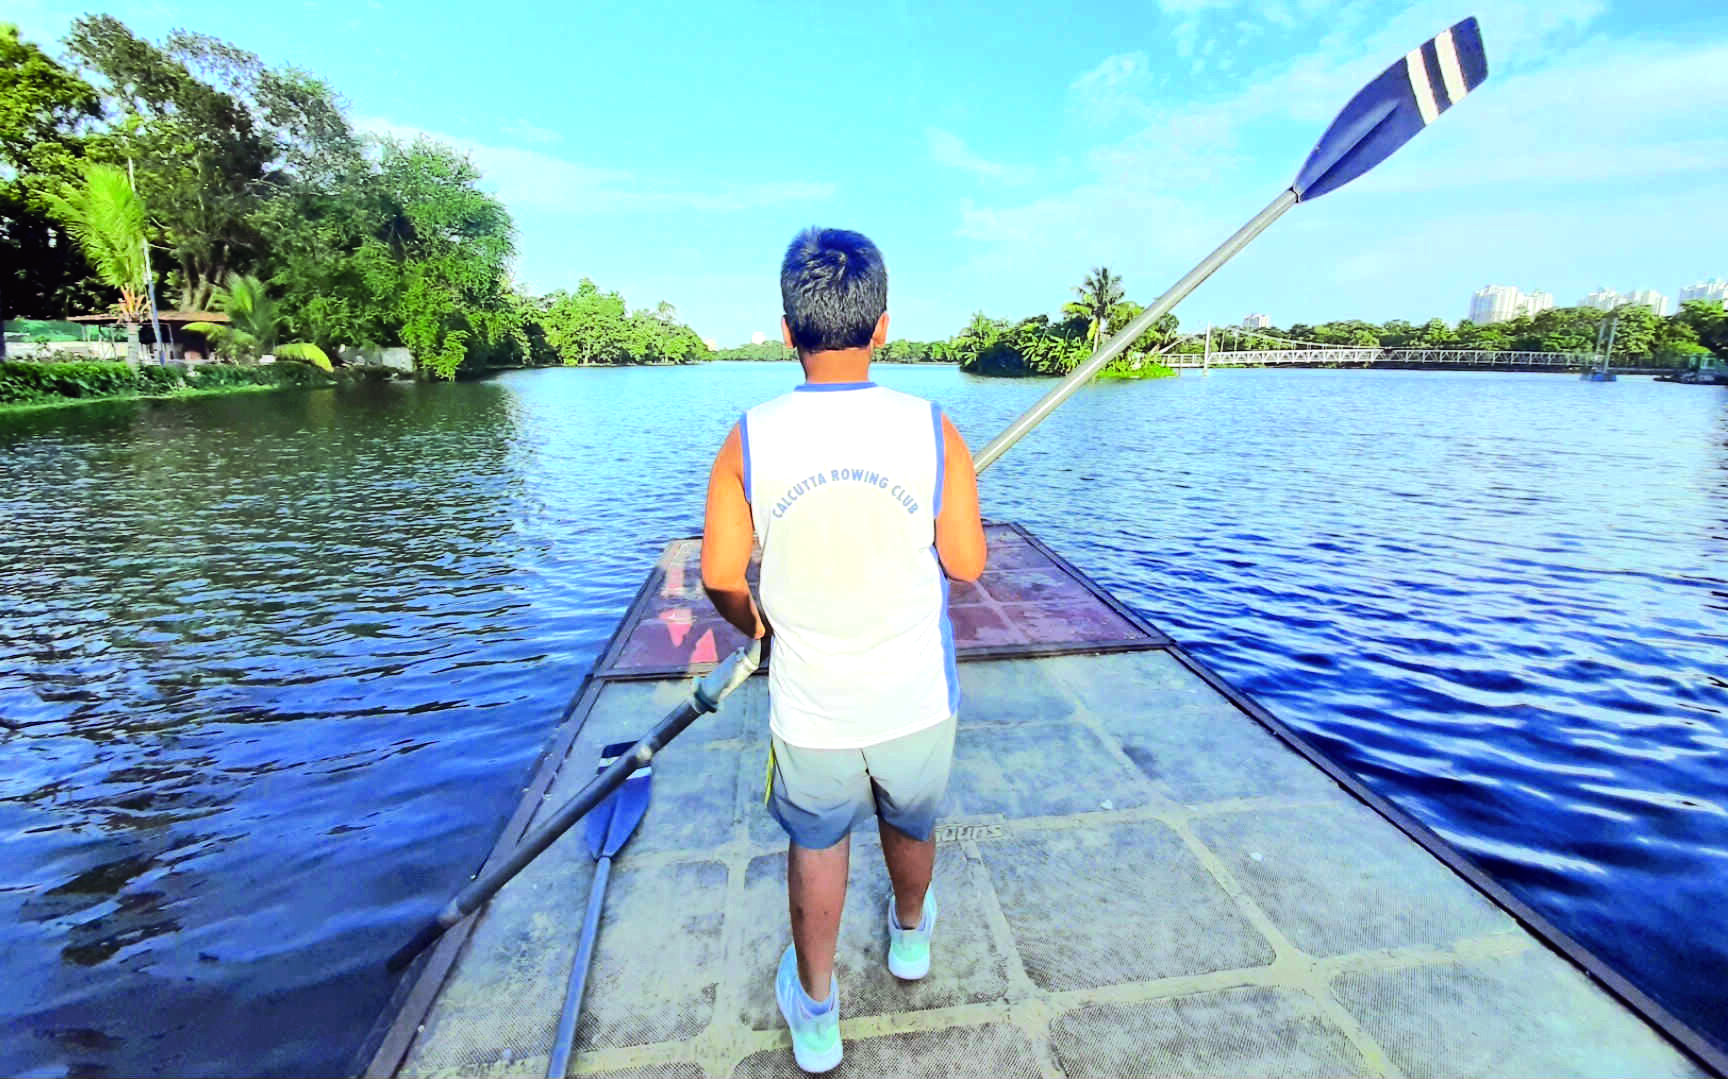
[1170,347,1597,368]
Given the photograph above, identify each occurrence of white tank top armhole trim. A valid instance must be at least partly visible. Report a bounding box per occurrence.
[739,411,753,504]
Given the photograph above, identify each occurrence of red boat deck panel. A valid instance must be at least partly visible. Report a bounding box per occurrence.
[598,523,1165,679]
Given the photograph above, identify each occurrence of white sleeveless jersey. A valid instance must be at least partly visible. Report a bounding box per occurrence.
[741,381,958,749]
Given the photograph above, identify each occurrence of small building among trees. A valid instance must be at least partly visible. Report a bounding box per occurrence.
[69,311,230,363]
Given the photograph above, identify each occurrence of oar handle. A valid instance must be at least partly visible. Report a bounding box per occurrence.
[972,188,1299,475]
[387,640,762,973]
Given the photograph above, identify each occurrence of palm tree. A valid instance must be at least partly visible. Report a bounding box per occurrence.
[44,163,150,362]
[185,274,332,371]
[1063,266,1126,352]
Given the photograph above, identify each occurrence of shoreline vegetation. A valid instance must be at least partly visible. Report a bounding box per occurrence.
[0,359,392,412]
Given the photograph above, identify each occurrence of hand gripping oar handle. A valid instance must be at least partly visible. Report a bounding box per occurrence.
[387,639,762,972]
[972,188,1297,476]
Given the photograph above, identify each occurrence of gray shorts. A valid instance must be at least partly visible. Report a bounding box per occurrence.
[766,716,957,850]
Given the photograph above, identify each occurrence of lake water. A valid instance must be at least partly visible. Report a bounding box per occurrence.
[1,363,1724,1075]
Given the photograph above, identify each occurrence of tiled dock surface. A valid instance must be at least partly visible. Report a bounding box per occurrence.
[395,649,1701,1078]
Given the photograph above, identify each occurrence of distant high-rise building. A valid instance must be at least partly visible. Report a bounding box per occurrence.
[1679,279,1728,303]
[1581,286,1672,315]
[1472,285,1527,321]
[1469,284,1543,324]
[1581,287,1622,311]
[1242,313,1270,329]
[1624,289,1669,316]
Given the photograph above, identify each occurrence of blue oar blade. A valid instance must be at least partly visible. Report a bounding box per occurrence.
[1293,17,1488,202]
[581,795,615,858]
[602,771,651,857]
[583,742,635,857]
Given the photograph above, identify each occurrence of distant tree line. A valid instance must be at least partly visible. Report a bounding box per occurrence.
[0,19,705,377]
[945,272,1726,373]
[710,339,950,363]
[518,283,707,367]
[1196,302,1726,366]
[684,280,1728,375]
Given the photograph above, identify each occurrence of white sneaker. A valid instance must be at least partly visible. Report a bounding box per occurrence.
[775,945,842,1074]
[886,887,938,980]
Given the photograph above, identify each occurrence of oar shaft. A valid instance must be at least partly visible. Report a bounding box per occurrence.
[387,641,760,972]
[972,187,1299,475]
[547,856,612,1078]
[386,724,668,973]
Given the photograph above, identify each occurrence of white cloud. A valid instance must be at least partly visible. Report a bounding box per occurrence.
[356,115,834,214]
[503,120,563,146]
[1068,52,1154,127]
[924,127,1032,183]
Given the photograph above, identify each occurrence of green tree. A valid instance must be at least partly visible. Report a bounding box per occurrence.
[65,16,274,311]
[541,280,629,365]
[1674,299,1727,357]
[41,161,150,360]
[239,61,378,350]
[1603,305,1659,361]
[950,312,1006,370]
[1063,266,1125,350]
[1410,318,1455,348]
[1378,319,1416,347]
[183,272,331,369]
[1104,300,1180,367]
[366,139,518,378]
[0,23,106,319]
[1515,308,1596,353]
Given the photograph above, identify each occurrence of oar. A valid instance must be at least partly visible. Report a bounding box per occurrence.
[387,639,760,972]
[972,17,1489,475]
[546,742,651,1078]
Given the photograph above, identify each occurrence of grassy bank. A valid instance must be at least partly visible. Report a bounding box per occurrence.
[1097,362,1177,380]
[0,360,399,412]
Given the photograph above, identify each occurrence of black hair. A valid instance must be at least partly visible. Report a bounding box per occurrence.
[779,227,887,352]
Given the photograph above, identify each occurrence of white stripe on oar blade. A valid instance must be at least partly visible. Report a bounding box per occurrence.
[596,753,651,777]
[1405,48,1440,123]
[1433,29,1469,103]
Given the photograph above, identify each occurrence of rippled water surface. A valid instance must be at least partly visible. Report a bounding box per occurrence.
[2,364,1724,1075]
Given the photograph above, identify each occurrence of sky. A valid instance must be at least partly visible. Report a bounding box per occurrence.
[11,0,1728,345]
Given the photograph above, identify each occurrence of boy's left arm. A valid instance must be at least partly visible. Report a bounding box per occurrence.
[701,423,766,640]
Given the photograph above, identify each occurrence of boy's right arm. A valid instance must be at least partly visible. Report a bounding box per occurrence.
[935,414,987,581]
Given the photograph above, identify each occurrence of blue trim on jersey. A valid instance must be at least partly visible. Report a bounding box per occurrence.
[793,381,877,392]
[739,412,752,503]
[932,548,960,715]
[930,402,945,517]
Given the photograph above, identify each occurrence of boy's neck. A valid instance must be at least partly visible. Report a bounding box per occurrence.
[799,347,873,384]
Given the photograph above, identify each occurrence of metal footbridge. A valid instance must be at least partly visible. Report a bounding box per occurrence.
[1169,346,1599,370]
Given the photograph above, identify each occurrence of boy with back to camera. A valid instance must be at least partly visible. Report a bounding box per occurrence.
[700,227,987,1073]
